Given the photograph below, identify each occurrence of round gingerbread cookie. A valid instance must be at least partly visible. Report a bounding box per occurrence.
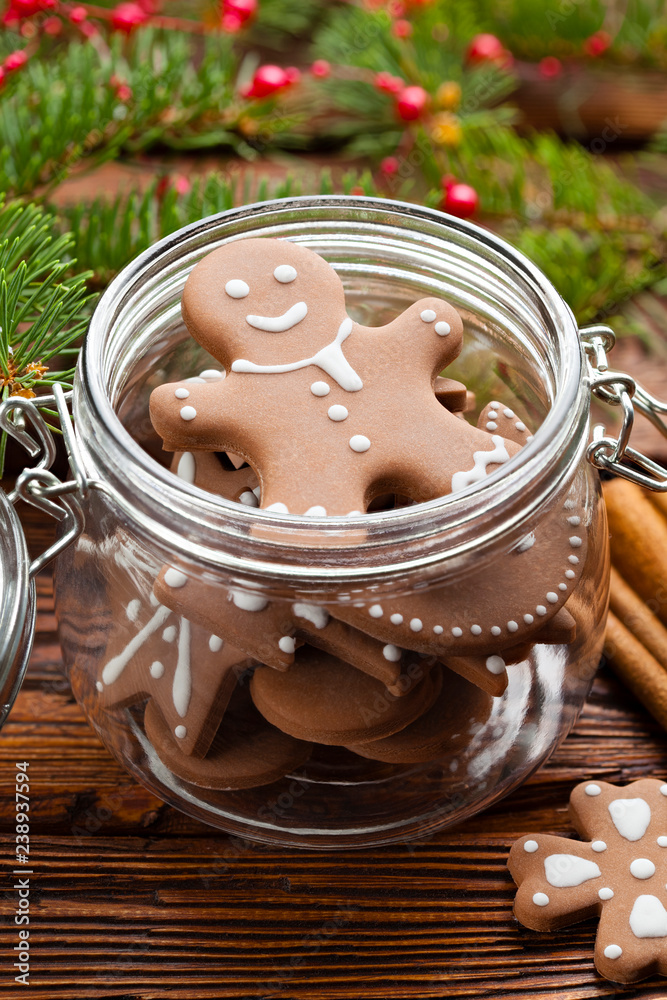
[250,647,441,745]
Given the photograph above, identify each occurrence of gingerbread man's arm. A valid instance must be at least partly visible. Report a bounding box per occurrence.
[150,377,256,458]
[357,297,464,383]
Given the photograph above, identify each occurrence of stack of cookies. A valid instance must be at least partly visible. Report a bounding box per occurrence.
[94,238,587,789]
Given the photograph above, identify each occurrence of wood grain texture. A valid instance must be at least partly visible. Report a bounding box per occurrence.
[0,514,666,997]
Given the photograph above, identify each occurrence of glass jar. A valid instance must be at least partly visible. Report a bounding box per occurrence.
[47,196,609,849]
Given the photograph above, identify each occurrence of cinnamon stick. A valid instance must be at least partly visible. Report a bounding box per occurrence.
[605,610,667,731]
[603,478,667,627]
[609,565,667,669]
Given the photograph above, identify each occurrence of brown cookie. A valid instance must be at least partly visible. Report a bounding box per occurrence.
[250,648,442,745]
[509,778,667,984]
[477,399,533,445]
[144,683,312,790]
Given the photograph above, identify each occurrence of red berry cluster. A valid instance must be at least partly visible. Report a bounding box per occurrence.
[241,63,300,99]
[220,0,256,33]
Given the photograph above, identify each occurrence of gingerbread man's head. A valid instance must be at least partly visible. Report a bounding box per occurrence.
[182,238,348,371]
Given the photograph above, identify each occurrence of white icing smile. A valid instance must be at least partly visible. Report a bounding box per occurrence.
[246,301,308,332]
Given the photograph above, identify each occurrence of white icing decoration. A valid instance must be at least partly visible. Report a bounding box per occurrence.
[253,486,261,499]
[274,264,297,283]
[305,505,327,516]
[599,888,614,900]
[567,515,581,526]
[369,605,383,618]
[347,510,361,517]
[279,636,296,654]
[451,435,510,493]
[630,858,655,880]
[200,369,223,380]
[515,422,526,432]
[452,627,463,637]
[239,490,259,507]
[569,536,582,548]
[96,681,104,692]
[470,624,482,635]
[265,502,289,513]
[661,785,667,796]
[435,321,450,336]
[490,626,501,636]
[150,661,164,679]
[658,837,667,847]
[486,421,498,431]
[162,626,176,643]
[390,614,403,625]
[102,605,171,685]
[126,599,141,623]
[185,376,206,383]
[165,569,187,589]
[233,317,363,392]
[209,635,224,652]
[175,725,187,739]
[311,381,330,396]
[507,621,518,632]
[608,798,651,841]
[490,401,500,407]
[328,405,348,421]
[433,625,443,634]
[488,410,498,419]
[536,605,547,616]
[149,593,159,607]
[174,387,190,399]
[350,435,371,453]
[559,583,567,591]
[292,603,330,629]
[568,555,579,565]
[504,408,514,418]
[180,406,197,421]
[230,590,268,612]
[177,452,196,485]
[546,592,558,604]
[533,893,549,907]
[523,614,534,625]
[246,301,307,333]
[420,309,436,322]
[565,570,576,579]
[486,655,505,675]
[225,279,249,298]
[524,840,538,853]
[604,945,622,959]
[592,841,607,852]
[515,532,535,553]
[630,895,667,937]
[172,617,191,717]
[544,854,601,888]
[383,644,402,662]
[410,618,423,632]
[585,783,601,796]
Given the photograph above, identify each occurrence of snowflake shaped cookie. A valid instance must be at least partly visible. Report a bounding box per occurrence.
[509,778,667,983]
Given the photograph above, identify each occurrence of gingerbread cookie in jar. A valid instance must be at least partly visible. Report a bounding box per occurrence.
[41,196,614,847]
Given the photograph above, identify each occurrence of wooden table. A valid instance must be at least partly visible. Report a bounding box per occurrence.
[1,507,666,999]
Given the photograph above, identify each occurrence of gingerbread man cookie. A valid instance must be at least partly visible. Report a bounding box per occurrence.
[150,238,522,516]
[509,778,667,984]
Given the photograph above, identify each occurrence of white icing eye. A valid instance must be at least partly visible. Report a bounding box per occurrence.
[225,279,249,298]
[274,264,297,283]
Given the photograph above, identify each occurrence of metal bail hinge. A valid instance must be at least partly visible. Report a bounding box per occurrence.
[581,324,667,491]
[0,384,85,576]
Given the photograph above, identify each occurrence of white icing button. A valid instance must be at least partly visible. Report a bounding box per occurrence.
[410,618,423,632]
[536,605,547,616]
[180,406,197,421]
[164,569,187,589]
[490,626,501,636]
[598,887,614,900]
[150,661,164,679]
[225,279,249,298]
[349,435,371,453]
[311,381,330,396]
[592,841,607,852]
[239,490,259,507]
[661,785,667,796]
[96,681,104,692]
[486,655,505,675]
[487,410,498,419]
[209,635,224,652]
[515,421,526,432]
[265,502,289,514]
[126,599,141,622]
[435,321,450,336]
[175,725,187,739]
[558,583,568,591]
[305,506,327,516]
[149,593,159,606]
[567,515,581,526]
[490,401,500,407]
[420,309,436,322]
[185,376,206,383]
[565,570,576,579]
[533,892,549,907]
[328,405,348,422]
[569,536,582,548]
[278,636,296,654]
[630,858,655,880]
[524,840,539,853]
[390,613,403,625]
[568,555,579,565]
[503,408,514,418]
[523,614,534,625]
[174,387,190,399]
[546,592,558,604]
[162,626,177,643]
[507,620,518,632]
[383,644,402,662]
[604,945,622,960]
[274,264,297,283]
[199,369,223,380]
[486,421,498,431]
[369,605,383,618]
[452,627,463,638]
[585,783,602,796]
[470,624,482,636]
[433,625,443,635]
[658,837,667,847]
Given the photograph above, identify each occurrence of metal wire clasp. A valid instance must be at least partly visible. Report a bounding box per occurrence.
[581,325,667,491]
[0,384,85,576]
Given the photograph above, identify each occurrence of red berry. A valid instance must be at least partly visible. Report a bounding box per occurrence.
[224,0,256,22]
[4,50,28,72]
[539,56,562,78]
[349,185,365,196]
[221,11,242,31]
[43,13,61,33]
[387,0,405,15]
[374,71,404,94]
[285,66,301,85]
[440,173,457,191]
[466,32,513,69]
[393,18,412,38]
[0,67,5,87]
[111,2,149,33]
[380,156,399,175]
[310,59,331,79]
[173,175,191,196]
[443,182,479,219]
[116,83,132,101]
[396,85,428,121]
[246,64,290,98]
[69,4,87,22]
[584,30,611,57]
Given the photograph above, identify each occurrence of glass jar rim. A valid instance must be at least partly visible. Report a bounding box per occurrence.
[78,195,587,593]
